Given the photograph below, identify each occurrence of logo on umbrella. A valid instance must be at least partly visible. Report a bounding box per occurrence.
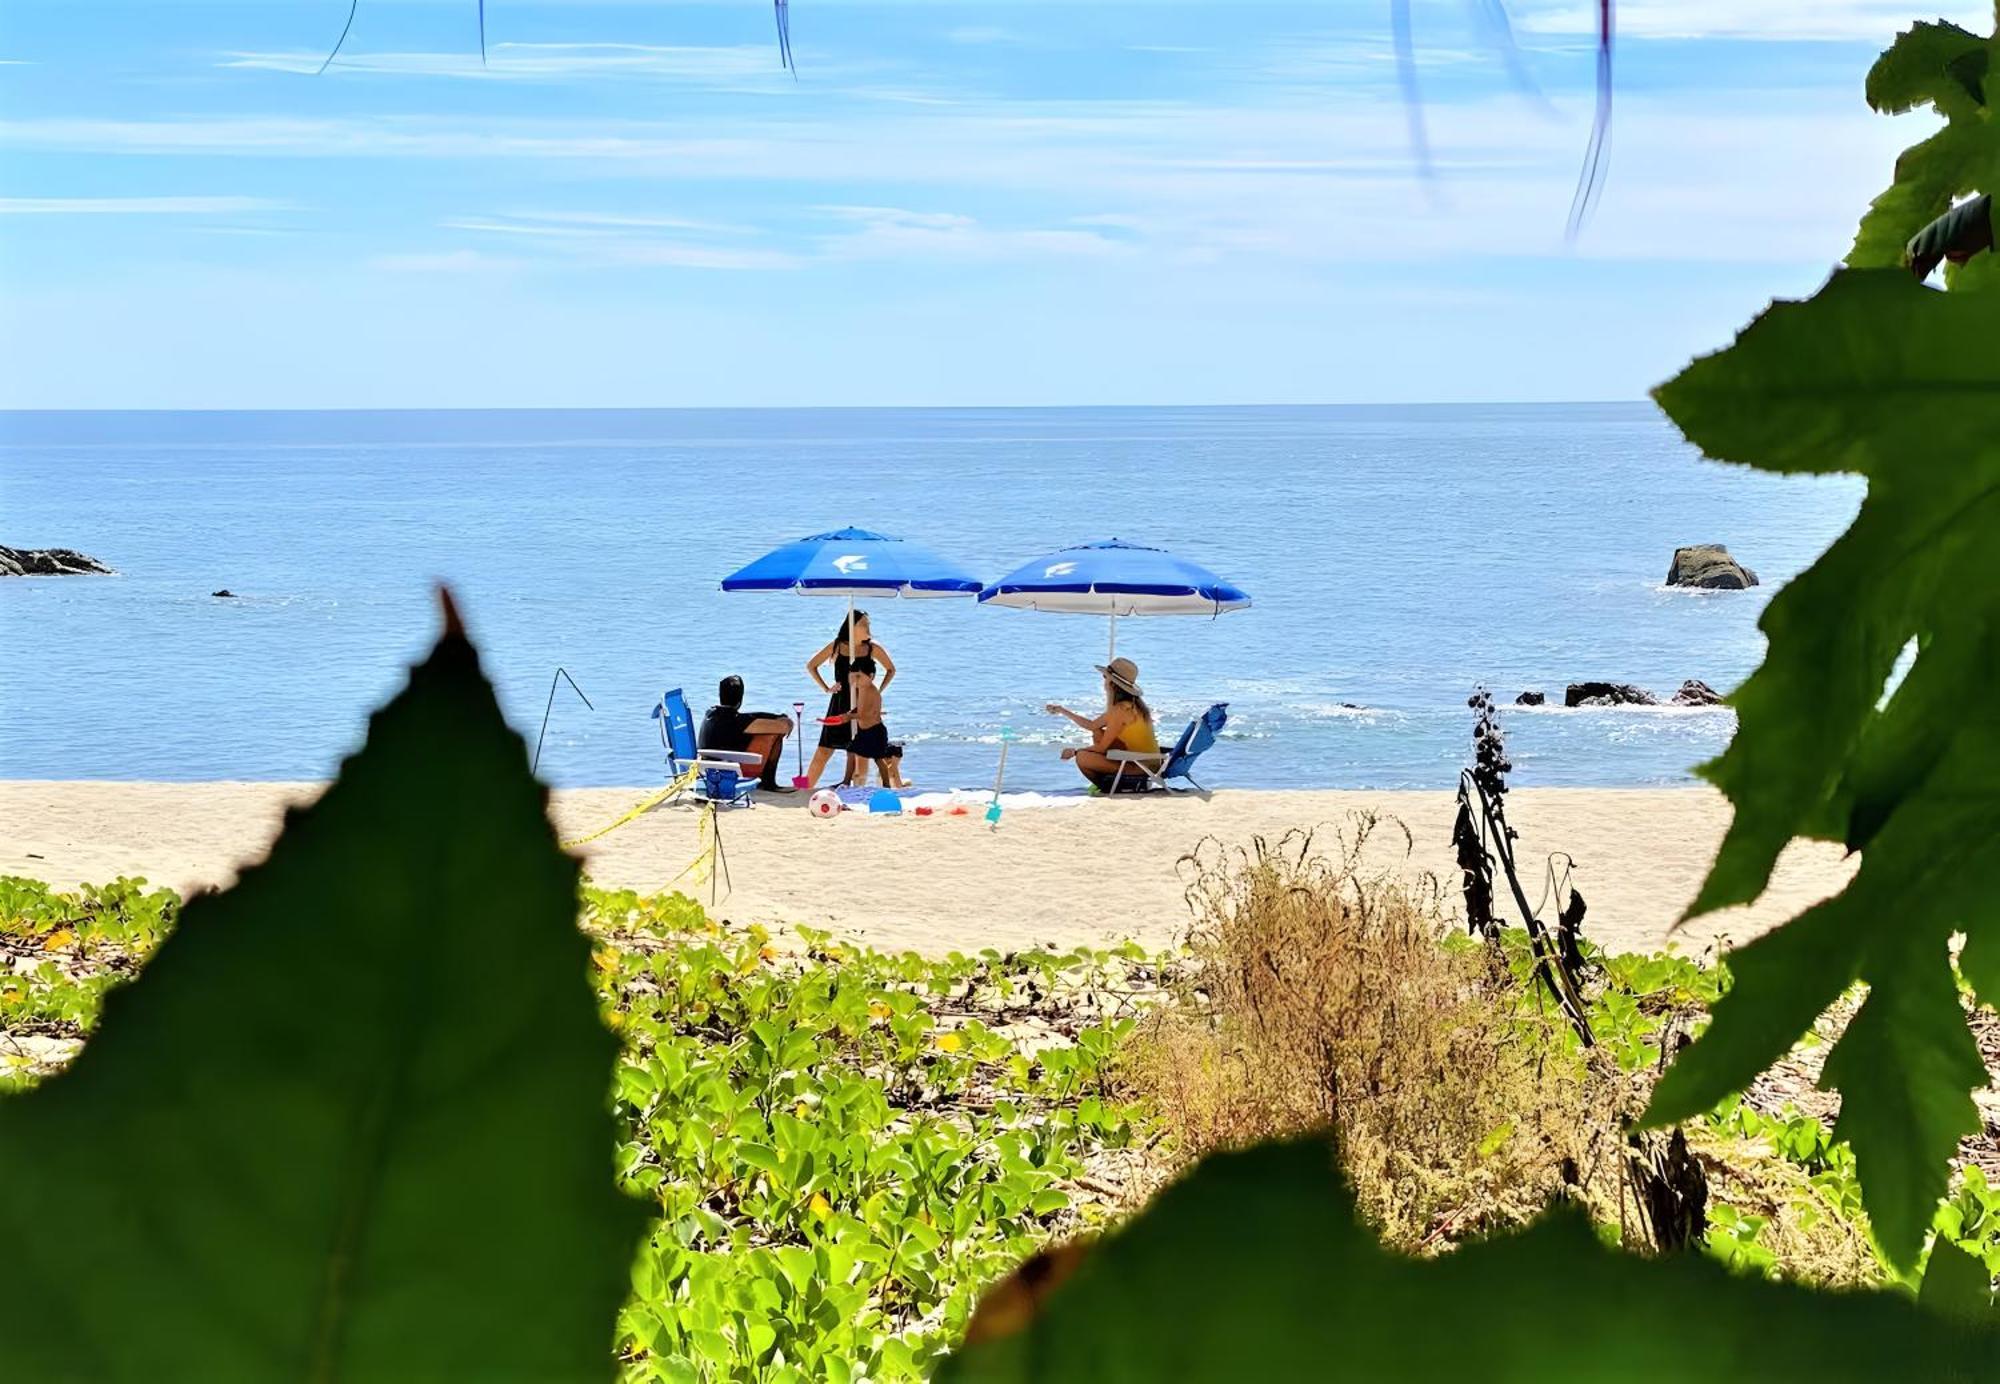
[1043,561,1078,577]
[833,554,869,574]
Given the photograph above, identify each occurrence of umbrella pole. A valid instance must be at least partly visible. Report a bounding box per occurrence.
[1108,612,1117,662]
[845,592,857,784]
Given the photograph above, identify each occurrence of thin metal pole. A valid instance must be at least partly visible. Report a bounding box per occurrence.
[1108,612,1118,662]
[532,667,594,777]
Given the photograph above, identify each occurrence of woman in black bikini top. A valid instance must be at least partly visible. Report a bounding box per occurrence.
[802,610,896,789]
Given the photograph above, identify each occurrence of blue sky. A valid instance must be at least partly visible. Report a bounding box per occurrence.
[0,0,1979,408]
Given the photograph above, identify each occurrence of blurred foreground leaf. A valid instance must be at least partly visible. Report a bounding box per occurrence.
[0,606,648,1378]
[1850,20,1998,271]
[942,1139,2000,1381]
[1641,265,2000,1268]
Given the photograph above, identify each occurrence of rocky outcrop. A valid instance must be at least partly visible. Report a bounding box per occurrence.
[1515,691,1546,706]
[1666,544,1758,590]
[1670,679,1723,706]
[0,545,112,577]
[1565,682,1658,708]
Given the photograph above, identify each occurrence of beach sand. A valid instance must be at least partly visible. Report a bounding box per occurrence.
[0,780,1853,959]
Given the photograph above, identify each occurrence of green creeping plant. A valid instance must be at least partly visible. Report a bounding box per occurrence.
[581,888,1153,1379]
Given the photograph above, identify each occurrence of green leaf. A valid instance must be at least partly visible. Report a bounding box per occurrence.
[1849,23,1998,268]
[1643,892,1865,1126]
[1865,21,1986,117]
[1655,269,2000,914]
[942,1140,2000,1381]
[1823,935,1987,1266]
[1922,1237,1997,1322]
[1653,264,2000,1268]
[1649,153,2000,1272]
[0,610,649,1378]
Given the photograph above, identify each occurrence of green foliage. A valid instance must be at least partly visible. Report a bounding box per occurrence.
[1922,1237,1996,1321]
[1646,258,2000,1268]
[1851,21,1998,272]
[0,622,648,1379]
[1937,1165,2000,1279]
[2,876,1154,1380]
[941,1139,2000,1381]
[590,893,1150,1380]
[0,877,178,1088]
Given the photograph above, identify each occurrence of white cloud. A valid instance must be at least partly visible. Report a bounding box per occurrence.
[595,242,799,270]
[0,195,288,215]
[220,40,799,84]
[467,210,758,236]
[0,76,1931,272]
[817,205,1133,262]
[947,26,1030,47]
[368,249,526,273]
[1515,0,1991,41]
[439,211,799,271]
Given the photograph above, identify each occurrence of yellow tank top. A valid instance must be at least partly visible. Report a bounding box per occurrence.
[1117,712,1159,756]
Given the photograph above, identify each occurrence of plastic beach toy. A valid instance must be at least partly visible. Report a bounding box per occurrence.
[809,789,844,819]
[986,726,1016,826]
[868,789,902,815]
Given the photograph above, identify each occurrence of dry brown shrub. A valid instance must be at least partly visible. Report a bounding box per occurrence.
[1125,817,1618,1249]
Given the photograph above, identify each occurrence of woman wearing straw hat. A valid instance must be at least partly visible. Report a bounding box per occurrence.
[1045,657,1160,794]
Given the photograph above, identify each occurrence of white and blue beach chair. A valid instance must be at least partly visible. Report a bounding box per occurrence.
[652,688,760,807]
[1107,702,1229,794]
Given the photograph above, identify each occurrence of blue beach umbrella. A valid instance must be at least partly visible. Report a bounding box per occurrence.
[978,537,1251,660]
[721,526,983,600]
[721,527,984,753]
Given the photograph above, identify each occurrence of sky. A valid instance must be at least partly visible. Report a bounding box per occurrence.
[0,0,1983,408]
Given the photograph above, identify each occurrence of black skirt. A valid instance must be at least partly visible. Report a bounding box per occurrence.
[817,646,870,750]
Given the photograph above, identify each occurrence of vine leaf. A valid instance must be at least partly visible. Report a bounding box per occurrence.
[1643,263,2000,1269]
[1823,935,1988,1262]
[0,598,648,1378]
[941,1139,2000,1380]
[1849,21,1998,269]
[1922,1237,1998,1321]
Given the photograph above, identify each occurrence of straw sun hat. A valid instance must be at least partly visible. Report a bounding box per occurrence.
[1095,657,1145,698]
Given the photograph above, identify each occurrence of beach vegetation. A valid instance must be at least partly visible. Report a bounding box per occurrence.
[1126,823,1603,1249]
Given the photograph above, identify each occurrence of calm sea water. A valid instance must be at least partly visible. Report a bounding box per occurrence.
[1,406,1862,794]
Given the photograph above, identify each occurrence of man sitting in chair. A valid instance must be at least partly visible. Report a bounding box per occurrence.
[699,676,794,792]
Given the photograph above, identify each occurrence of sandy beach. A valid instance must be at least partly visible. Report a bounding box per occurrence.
[1,781,1852,958]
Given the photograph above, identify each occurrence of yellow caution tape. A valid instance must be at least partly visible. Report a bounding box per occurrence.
[559,769,697,849]
[669,802,719,890]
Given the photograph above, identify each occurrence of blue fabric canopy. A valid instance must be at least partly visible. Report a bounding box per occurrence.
[721,527,983,598]
[978,538,1251,617]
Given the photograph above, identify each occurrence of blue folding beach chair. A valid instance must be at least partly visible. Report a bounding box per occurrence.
[652,688,760,807]
[1107,702,1229,794]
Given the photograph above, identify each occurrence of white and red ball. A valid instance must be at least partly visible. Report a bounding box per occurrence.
[809,789,844,820]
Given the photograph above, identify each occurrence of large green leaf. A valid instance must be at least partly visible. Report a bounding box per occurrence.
[941,1139,2000,1381]
[0,604,649,1378]
[1642,265,2000,1268]
[1850,22,1998,269]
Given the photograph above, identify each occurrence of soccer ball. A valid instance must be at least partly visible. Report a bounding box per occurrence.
[809,789,844,819]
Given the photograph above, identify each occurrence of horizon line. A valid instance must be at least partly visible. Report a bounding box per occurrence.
[0,398,1653,416]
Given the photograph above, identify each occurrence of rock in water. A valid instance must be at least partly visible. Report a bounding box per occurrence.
[0,545,113,577]
[1670,679,1723,706]
[1515,691,1546,706]
[1565,682,1658,708]
[1666,544,1758,589]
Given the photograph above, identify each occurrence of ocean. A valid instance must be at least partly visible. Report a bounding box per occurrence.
[1,405,1862,794]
